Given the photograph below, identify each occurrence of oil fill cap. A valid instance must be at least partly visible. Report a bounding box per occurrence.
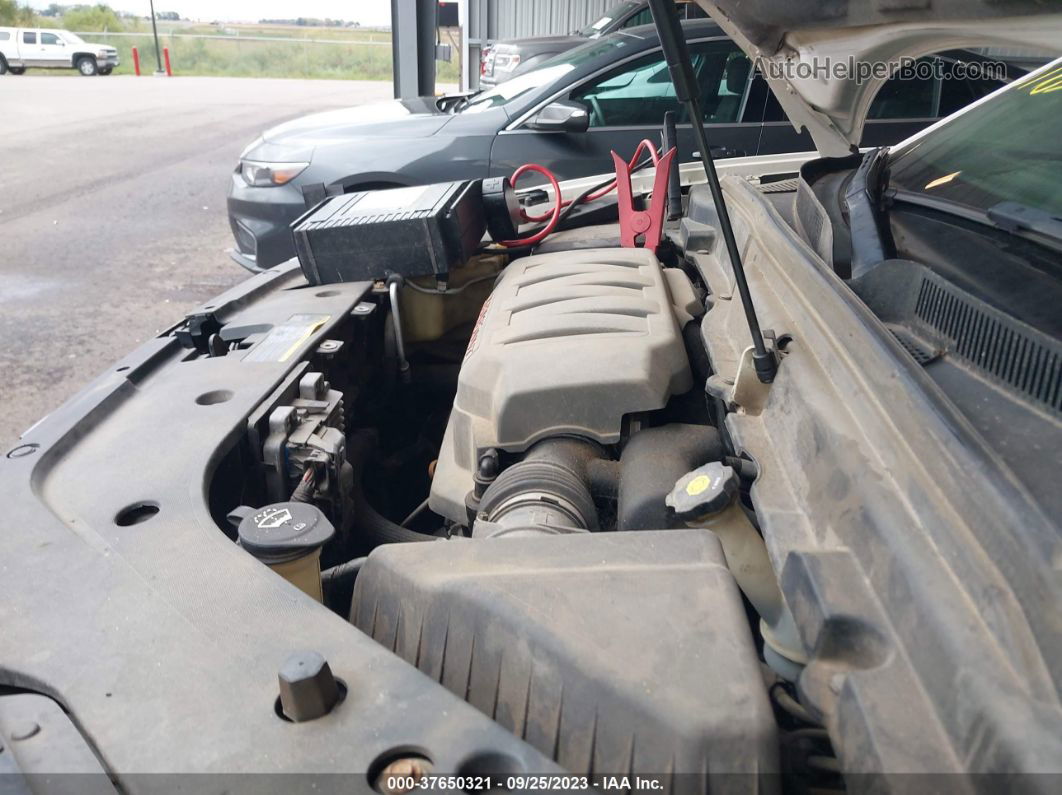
[237,502,335,563]
[666,461,738,521]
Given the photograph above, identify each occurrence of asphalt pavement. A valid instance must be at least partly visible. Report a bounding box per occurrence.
[0,75,394,446]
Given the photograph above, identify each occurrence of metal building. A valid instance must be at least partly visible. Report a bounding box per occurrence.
[474,0,622,39]
[394,0,627,96]
[463,0,621,88]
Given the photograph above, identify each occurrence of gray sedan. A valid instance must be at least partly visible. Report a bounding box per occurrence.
[228,19,1009,270]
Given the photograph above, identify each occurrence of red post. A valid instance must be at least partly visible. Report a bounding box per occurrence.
[131,46,140,76]
[163,47,172,77]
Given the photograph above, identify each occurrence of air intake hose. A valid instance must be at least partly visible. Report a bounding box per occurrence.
[476,438,603,538]
[617,423,723,531]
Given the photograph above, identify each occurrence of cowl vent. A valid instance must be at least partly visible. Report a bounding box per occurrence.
[851,260,1062,417]
[914,278,1061,415]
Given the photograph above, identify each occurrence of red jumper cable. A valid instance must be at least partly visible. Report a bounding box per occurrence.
[500,139,666,248]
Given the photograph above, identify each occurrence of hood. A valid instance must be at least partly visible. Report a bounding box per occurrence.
[261,97,452,148]
[493,35,582,52]
[693,0,1062,155]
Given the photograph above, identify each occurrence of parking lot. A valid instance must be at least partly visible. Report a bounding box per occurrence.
[0,75,393,446]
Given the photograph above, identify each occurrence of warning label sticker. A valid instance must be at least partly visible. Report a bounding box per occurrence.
[244,313,330,363]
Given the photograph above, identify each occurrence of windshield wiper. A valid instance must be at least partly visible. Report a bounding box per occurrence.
[987,201,1062,244]
[453,91,487,113]
[892,192,1062,252]
[437,92,479,114]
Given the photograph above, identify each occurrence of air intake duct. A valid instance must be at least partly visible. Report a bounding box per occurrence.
[474,438,605,538]
[618,423,723,531]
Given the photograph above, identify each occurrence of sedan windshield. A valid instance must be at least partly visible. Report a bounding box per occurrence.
[888,60,1062,218]
[461,34,641,113]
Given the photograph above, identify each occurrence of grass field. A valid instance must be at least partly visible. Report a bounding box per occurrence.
[77,24,462,82]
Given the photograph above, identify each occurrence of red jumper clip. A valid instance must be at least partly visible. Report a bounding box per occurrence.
[612,146,676,251]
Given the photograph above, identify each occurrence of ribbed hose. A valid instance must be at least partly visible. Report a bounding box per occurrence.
[476,438,604,537]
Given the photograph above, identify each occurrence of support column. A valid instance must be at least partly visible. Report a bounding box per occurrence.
[391,0,439,99]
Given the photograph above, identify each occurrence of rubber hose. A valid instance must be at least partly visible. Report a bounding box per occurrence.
[477,437,605,536]
[617,423,723,531]
[355,486,435,545]
[321,556,367,587]
[347,431,436,547]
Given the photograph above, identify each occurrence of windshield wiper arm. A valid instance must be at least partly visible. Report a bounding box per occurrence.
[987,201,1062,243]
[438,91,479,113]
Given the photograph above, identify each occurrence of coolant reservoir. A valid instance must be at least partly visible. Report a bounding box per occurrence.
[400,253,505,343]
[233,502,335,602]
[667,462,807,679]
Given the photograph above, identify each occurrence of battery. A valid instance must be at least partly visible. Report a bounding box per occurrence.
[292,181,485,285]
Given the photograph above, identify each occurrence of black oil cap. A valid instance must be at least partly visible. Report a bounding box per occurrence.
[665,462,738,522]
[237,502,335,563]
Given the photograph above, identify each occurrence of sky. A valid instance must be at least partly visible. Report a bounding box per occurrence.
[27,0,396,26]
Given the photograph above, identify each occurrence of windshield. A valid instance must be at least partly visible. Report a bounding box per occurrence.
[61,31,85,45]
[461,34,641,113]
[889,60,1062,218]
[577,1,639,37]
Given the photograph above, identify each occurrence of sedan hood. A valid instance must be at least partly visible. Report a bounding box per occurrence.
[262,97,452,147]
[694,0,1062,155]
[494,35,582,52]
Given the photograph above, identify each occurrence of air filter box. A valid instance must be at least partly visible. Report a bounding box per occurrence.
[292,181,485,285]
[351,529,778,781]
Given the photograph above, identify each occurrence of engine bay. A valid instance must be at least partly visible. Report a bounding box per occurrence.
[4,130,1058,790]
[3,3,1060,788]
[197,218,822,780]
[2,156,1056,792]
[168,143,1058,786]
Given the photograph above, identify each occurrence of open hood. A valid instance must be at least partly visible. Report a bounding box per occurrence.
[693,0,1062,155]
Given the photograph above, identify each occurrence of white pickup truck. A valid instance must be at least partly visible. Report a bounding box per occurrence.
[0,27,119,76]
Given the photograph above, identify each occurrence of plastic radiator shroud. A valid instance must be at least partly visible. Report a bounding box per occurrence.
[351,529,778,781]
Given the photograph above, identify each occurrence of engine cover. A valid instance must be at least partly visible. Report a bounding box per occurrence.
[431,247,696,524]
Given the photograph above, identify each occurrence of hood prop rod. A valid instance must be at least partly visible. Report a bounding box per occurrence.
[648,0,777,383]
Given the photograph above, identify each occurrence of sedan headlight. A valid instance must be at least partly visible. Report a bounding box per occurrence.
[240,160,310,187]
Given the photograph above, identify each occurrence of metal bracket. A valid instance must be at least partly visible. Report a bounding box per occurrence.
[730,345,773,414]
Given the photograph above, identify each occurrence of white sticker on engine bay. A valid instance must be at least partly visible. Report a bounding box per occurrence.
[244,313,330,363]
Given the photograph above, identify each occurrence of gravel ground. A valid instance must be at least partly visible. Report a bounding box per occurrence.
[0,75,395,446]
